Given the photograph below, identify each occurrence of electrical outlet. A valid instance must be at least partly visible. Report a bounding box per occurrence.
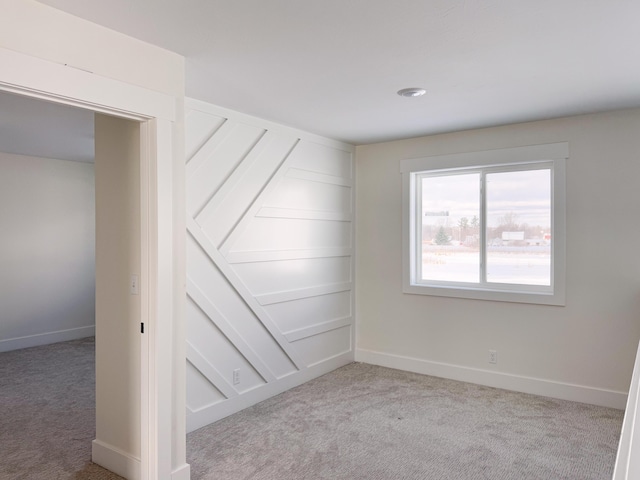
[233,369,240,385]
[489,350,498,364]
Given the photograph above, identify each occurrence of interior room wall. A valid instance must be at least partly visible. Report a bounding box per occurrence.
[355,108,640,409]
[184,99,355,432]
[0,151,95,352]
[93,113,141,472]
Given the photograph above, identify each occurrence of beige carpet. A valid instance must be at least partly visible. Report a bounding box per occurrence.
[0,337,122,480]
[187,363,624,480]
[1,339,625,479]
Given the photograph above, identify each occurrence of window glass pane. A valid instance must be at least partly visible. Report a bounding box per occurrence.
[486,169,551,285]
[421,173,480,283]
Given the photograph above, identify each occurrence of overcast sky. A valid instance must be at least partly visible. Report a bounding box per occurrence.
[421,169,551,229]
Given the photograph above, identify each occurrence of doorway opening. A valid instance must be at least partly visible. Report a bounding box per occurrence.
[0,91,142,478]
[0,46,183,479]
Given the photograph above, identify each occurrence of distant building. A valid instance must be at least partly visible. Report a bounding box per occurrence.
[502,231,525,241]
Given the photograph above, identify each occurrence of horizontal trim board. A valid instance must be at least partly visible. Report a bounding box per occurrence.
[286,168,352,187]
[307,348,353,369]
[92,439,141,480]
[355,348,627,410]
[255,282,352,306]
[0,48,176,121]
[186,98,355,152]
[0,325,96,353]
[187,351,354,433]
[256,207,351,222]
[226,247,352,264]
[400,142,569,173]
[284,317,353,342]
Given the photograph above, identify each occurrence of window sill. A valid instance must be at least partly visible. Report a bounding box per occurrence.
[402,282,565,306]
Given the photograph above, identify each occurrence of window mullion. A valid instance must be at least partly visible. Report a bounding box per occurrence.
[416,174,421,283]
[480,171,487,285]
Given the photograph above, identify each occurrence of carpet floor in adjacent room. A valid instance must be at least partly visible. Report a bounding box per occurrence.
[0,337,122,479]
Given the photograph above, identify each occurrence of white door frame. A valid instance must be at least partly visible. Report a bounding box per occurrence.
[0,47,178,479]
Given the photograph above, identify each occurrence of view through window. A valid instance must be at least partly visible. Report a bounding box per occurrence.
[401,142,566,305]
[419,166,551,287]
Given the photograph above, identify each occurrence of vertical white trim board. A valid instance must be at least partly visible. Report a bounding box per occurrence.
[356,348,627,409]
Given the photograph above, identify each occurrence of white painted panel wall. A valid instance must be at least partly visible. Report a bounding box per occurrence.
[0,151,95,352]
[185,99,355,432]
[356,109,640,409]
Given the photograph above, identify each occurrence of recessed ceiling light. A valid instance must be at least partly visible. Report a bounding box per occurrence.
[397,87,426,98]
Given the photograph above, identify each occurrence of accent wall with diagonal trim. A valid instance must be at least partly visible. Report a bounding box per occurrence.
[185,99,355,432]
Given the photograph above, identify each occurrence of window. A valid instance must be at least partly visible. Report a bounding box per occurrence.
[401,143,567,305]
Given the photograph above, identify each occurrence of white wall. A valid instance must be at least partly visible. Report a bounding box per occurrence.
[185,99,355,432]
[94,114,141,473]
[0,151,95,352]
[356,109,640,409]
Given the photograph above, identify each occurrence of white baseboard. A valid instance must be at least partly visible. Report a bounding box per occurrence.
[187,350,354,433]
[172,463,191,480]
[356,348,627,410]
[0,325,95,353]
[92,439,140,480]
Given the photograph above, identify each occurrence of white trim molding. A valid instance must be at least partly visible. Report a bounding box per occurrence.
[356,348,627,409]
[0,45,185,479]
[400,142,567,306]
[0,326,96,353]
[0,47,175,121]
[171,464,191,480]
[92,440,141,480]
[613,341,640,479]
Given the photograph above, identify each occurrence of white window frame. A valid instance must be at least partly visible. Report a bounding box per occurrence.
[401,143,567,306]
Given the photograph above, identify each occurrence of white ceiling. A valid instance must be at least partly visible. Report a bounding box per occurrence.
[24,1,640,145]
